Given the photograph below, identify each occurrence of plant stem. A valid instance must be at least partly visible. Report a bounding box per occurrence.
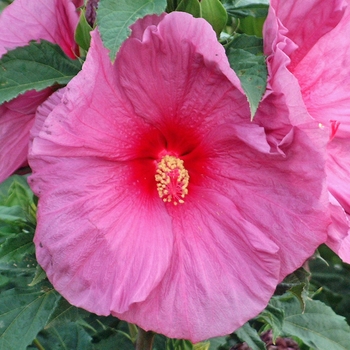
[135,328,155,350]
[33,338,45,350]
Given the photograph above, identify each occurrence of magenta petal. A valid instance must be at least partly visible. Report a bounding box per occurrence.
[207,124,329,280]
[0,106,32,181]
[114,190,280,342]
[31,89,66,142]
[269,0,345,69]
[117,12,245,130]
[31,30,157,161]
[264,0,350,265]
[0,0,80,182]
[293,5,350,138]
[30,157,173,314]
[326,195,350,263]
[0,89,51,182]
[0,0,80,58]
[129,13,166,40]
[327,138,350,214]
[28,11,331,341]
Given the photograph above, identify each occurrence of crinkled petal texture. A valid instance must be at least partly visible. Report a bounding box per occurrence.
[0,0,80,183]
[0,0,80,58]
[265,0,350,262]
[0,89,52,181]
[29,13,328,342]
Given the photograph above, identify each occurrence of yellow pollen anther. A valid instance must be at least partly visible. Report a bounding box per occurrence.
[155,155,189,205]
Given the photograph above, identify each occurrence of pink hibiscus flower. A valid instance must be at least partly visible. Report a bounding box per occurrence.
[29,12,329,341]
[264,0,350,262]
[0,0,82,183]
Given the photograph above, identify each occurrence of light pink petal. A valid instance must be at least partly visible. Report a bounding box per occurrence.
[248,27,330,277]
[114,189,280,342]
[29,155,173,314]
[31,89,66,142]
[0,0,80,58]
[337,216,350,263]
[0,107,32,182]
[28,29,175,315]
[117,12,245,131]
[268,0,345,70]
[129,13,166,40]
[28,11,331,341]
[265,0,350,265]
[293,5,350,138]
[115,117,328,341]
[263,4,297,59]
[258,23,328,154]
[326,138,350,213]
[203,123,329,279]
[0,0,80,182]
[326,194,350,262]
[31,30,150,161]
[0,89,52,183]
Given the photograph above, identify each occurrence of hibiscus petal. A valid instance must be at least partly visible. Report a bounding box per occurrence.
[129,13,166,40]
[0,89,51,183]
[117,12,246,132]
[114,189,280,342]
[29,154,173,314]
[201,123,329,280]
[0,0,79,58]
[31,88,66,142]
[292,5,350,138]
[327,138,350,214]
[326,194,350,262]
[32,30,164,162]
[268,0,345,70]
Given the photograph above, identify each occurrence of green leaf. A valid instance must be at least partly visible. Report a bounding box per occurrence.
[0,283,60,350]
[167,339,194,350]
[45,298,89,328]
[36,322,93,350]
[271,294,350,350]
[0,176,36,243]
[257,304,284,342]
[176,0,201,17]
[0,41,82,104]
[239,16,266,37]
[208,336,227,350]
[176,0,227,37]
[97,0,167,60]
[277,267,310,312]
[0,230,34,263]
[226,47,267,119]
[193,341,210,350]
[225,0,269,6]
[28,264,47,287]
[200,0,228,37]
[235,322,266,350]
[0,206,27,223]
[93,331,134,350]
[228,33,263,55]
[309,245,350,324]
[75,9,93,52]
[224,0,268,17]
[0,175,31,205]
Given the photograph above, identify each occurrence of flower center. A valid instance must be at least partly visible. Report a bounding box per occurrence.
[155,155,189,205]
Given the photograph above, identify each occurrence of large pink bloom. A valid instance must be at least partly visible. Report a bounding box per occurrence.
[0,0,82,183]
[29,13,329,341]
[264,0,350,262]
